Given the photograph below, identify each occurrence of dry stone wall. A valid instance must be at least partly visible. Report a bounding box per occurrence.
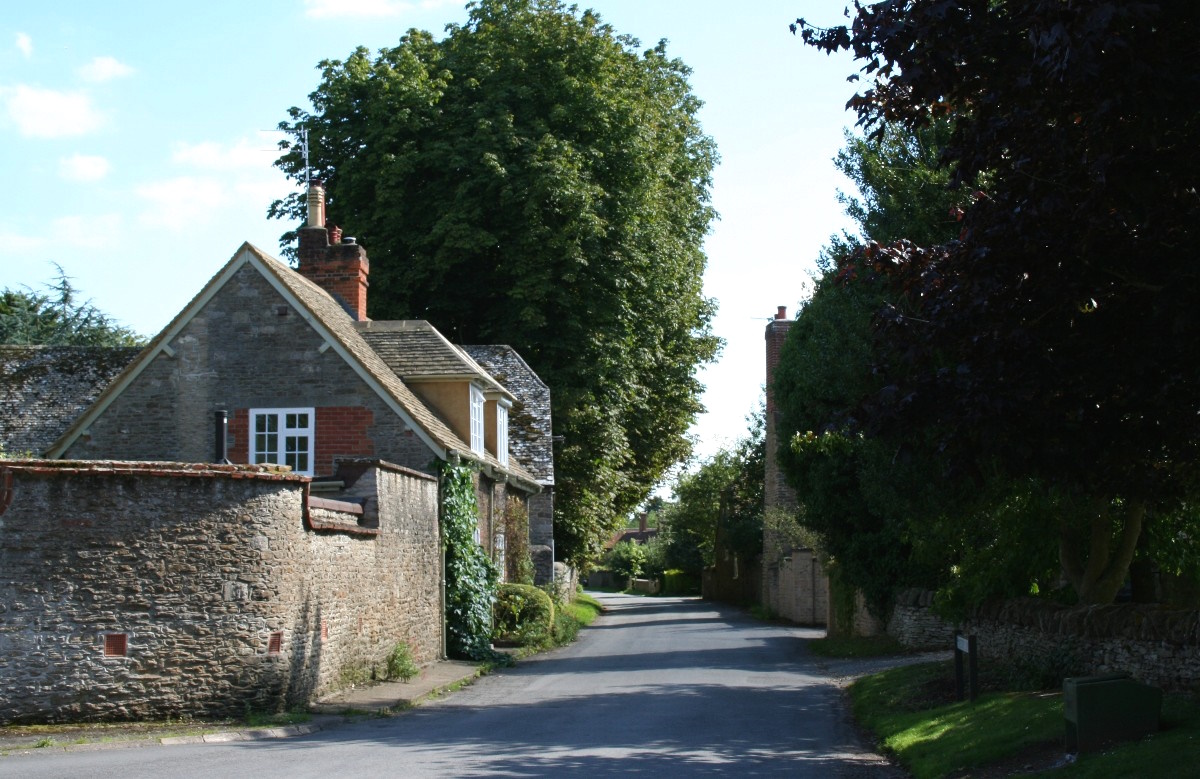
[0,459,441,723]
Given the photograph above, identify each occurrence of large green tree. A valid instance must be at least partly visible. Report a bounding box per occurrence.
[774,118,970,616]
[796,1,1200,603]
[271,0,720,566]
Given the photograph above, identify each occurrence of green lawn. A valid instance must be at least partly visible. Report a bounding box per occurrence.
[850,661,1200,778]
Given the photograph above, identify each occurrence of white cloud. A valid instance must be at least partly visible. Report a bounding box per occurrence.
[77,56,135,83]
[51,214,123,248]
[15,32,32,59]
[0,228,44,252]
[171,135,278,172]
[3,85,106,138]
[303,0,456,19]
[59,153,111,182]
[136,176,224,230]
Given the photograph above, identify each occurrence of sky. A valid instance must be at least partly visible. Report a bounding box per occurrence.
[0,1,862,473]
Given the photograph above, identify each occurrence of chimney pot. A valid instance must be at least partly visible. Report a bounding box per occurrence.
[306,181,326,228]
[775,306,787,320]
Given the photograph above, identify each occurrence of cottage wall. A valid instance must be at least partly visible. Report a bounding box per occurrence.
[62,266,435,476]
[0,460,441,723]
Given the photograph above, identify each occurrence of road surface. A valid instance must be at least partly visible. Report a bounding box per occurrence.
[4,593,901,777]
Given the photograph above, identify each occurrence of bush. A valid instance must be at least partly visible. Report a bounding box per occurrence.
[605,540,646,580]
[493,583,555,645]
[661,568,700,595]
[385,642,420,682]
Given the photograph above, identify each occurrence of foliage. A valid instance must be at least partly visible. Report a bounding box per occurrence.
[553,592,603,644]
[660,569,700,596]
[603,540,645,581]
[795,2,1200,603]
[850,662,1062,779]
[493,583,555,645]
[1,269,143,347]
[384,643,420,682]
[539,574,574,610]
[807,634,905,659]
[849,661,1200,778]
[502,498,535,586]
[272,0,721,569]
[441,463,500,659]
[656,411,765,577]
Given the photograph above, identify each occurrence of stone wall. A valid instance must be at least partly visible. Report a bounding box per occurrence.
[886,589,954,649]
[883,591,1200,691]
[0,459,442,723]
[960,599,1200,692]
[762,549,828,626]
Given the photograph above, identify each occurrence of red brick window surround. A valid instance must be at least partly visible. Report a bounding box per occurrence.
[268,631,283,655]
[228,407,375,477]
[103,633,127,657]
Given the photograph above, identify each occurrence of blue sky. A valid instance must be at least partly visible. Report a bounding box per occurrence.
[0,1,861,469]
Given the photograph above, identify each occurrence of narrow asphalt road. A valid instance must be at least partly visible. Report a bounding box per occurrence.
[4,593,902,777]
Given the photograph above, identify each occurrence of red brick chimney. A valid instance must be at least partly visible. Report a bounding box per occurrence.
[297,181,370,321]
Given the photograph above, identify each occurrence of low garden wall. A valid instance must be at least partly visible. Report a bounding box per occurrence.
[0,459,442,723]
[885,590,1200,691]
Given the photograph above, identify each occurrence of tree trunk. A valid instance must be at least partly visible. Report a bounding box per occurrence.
[1059,499,1146,604]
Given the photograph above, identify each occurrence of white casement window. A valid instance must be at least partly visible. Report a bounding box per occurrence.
[469,385,485,454]
[496,403,509,466]
[251,408,315,475]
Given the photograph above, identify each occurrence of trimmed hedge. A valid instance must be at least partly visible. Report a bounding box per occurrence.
[493,583,555,645]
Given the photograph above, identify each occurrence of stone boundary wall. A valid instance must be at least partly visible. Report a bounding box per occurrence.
[962,599,1200,692]
[885,591,1200,691]
[887,589,955,649]
[762,549,828,626]
[0,459,442,723]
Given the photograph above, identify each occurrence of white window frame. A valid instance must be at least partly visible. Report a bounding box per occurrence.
[250,407,315,476]
[496,402,509,466]
[469,385,485,454]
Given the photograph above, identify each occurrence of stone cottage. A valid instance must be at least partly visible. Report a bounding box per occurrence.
[0,183,558,722]
[43,182,552,565]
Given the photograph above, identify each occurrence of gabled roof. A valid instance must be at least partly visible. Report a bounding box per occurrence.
[44,243,539,492]
[357,321,512,400]
[0,345,140,455]
[462,345,554,486]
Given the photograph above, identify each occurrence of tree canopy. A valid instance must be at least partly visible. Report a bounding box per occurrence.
[793,1,1200,603]
[655,411,765,577]
[271,0,720,566]
[1,270,143,347]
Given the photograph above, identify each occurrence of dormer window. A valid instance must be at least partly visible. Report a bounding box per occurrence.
[469,385,485,454]
[496,402,509,466]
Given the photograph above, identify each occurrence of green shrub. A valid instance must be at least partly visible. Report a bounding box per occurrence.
[385,642,420,682]
[493,583,555,645]
[661,568,700,595]
[605,540,646,580]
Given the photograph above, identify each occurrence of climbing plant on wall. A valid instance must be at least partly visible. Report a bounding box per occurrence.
[441,463,499,659]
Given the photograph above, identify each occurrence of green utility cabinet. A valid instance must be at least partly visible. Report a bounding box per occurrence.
[1063,672,1162,752]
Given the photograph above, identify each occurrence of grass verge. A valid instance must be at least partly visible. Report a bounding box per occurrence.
[808,634,908,658]
[851,660,1200,778]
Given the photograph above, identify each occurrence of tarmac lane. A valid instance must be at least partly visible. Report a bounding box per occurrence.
[3,592,903,777]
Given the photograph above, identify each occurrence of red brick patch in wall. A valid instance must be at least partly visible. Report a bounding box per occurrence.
[229,406,374,476]
[315,406,375,475]
[268,631,283,654]
[228,409,249,465]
